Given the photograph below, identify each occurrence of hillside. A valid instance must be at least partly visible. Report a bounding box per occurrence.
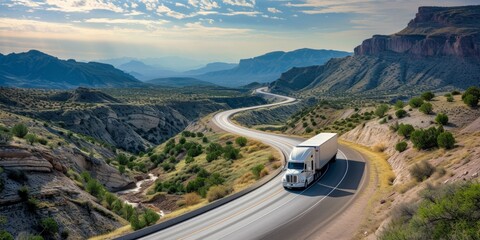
[183,62,237,76]
[118,60,179,81]
[0,50,145,89]
[270,6,480,96]
[146,77,217,88]
[197,48,351,87]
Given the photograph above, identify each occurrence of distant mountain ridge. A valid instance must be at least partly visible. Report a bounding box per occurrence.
[146,77,218,87]
[270,6,480,96]
[0,50,144,89]
[184,62,237,75]
[196,48,352,87]
[118,60,179,81]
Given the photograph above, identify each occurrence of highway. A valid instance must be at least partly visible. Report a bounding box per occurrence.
[140,87,368,240]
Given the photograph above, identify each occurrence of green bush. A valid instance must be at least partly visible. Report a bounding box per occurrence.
[421,91,435,101]
[196,132,204,138]
[451,90,461,95]
[179,137,186,144]
[446,95,454,102]
[375,104,389,118]
[11,124,28,138]
[410,127,443,150]
[129,212,146,231]
[409,160,435,181]
[435,113,448,125]
[419,102,433,114]
[251,164,265,179]
[25,134,36,145]
[143,208,160,226]
[380,182,480,240]
[36,138,48,145]
[223,145,240,160]
[394,100,405,110]
[235,137,247,147]
[395,109,407,118]
[185,156,194,164]
[117,154,128,165]
[86,179,104,198]
[397,124,415,138]
[437,132,455,149]
[0,230,13,240]
[40,217,58,235]
[462,86,480,107]
[202,136,208,143]
[395,141,407,152]
[409,97,424,108]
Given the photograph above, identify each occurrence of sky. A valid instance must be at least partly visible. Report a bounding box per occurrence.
[0,0,478,63]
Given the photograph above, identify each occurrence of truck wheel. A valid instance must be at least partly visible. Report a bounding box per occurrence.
[304,181,308,189]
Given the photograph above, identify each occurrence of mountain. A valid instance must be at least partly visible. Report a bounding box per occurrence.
[117,60,179,81]
[196,48,352,87]
[0,50,144,89]
[184,62,237,75]
[270,6,480,96]
[146,77,218,87]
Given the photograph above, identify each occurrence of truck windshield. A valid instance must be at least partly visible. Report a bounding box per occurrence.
[287,162,304,170]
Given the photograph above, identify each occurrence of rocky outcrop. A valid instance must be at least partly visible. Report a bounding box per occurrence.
[354,6,480,58]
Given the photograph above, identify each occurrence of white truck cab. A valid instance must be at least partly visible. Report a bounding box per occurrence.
[282,133,338,189]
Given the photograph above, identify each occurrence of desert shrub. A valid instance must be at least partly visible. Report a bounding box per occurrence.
[409,160,435,181]
[446,95,454,102]
[462,86,480,107]
[410,127,443,150]
[196,132,204,138]
[25,134,36,145]
[86,179,104,198]
[419,102,433,114]
[0,230,13,240]
[421,91,435,101]
[11,124,28,138]
[394,100,405,110]
[437,132,455,149]
[380,182,480,240]
[161,162,175,172]
[251,164,265,179]
[143,208,160,226]
[372,143,386,152]
[409,97,424,108]
[18,186,29,200]
[26,197,39,212]
[117,154,128,165]
[206,185,230,202]
[202,136,208,143]
[451,90,461,95]
[435,113,448,125]
[395,141,408,152]
[184,192,201,206]
[305,127,313,133]
[375,104,389,118]
[223,145,240,160]
[0,131,12,145]
[179,137,186,144]
[36,137,48,145]
[185,156,194,164]
[129,212,146,231]
[259,168,269,178]
[397,124,415,138]
[395,109,407,118]
[40,217,58,235]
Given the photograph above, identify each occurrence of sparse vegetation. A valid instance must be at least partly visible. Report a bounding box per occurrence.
[206,185,231,202]
[395,109,407,118]
[11,123,28,138]
[395,141,407,152]
[381,182,480,240]
[419,102,433,114]
[394,100,405,110]
[409,160,435,182]
[462,86,480,107]
[397,124,415,139]
[40,217,59,235]
[435,113,449,125]
[375,104,389,118]
[235,137,247,147]
[409,97,424,108]
[25,133,36,145]
[410,127,443,150]
[421,91,435,101]
[18,186,29,200]
[251,164,265,180]
[437,132,455,149]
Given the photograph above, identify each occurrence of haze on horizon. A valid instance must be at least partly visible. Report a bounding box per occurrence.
[0,0,477,63]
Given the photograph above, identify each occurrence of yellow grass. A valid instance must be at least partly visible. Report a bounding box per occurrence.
[89,225,132,240]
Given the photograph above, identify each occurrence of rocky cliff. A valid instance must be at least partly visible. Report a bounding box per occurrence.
[270,6,480,96]
[354,6,480,58]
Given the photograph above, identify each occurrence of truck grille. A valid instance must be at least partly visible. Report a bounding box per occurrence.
[286,175,298,183]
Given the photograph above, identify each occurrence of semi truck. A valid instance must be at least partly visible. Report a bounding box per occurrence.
[282,133,338,189]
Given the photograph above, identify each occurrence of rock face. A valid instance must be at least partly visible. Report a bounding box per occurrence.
[270,6,480,96]
[354,6,480,58]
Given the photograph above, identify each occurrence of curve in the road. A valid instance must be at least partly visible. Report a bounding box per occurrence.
[122,87,367,240]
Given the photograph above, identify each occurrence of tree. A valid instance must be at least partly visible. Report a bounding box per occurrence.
[419,102,433,114]
[223,145,240,160]
[11,124,28,138]
[463,94,478,107]
[235,137,247,147]
[179,137,186,144]
[375,104,389,118]
[143,208,160,226]
[395,109,407,118]
[394,100,405,110]
[409,97,424,108]
[395,141,408,152]
[435,113,449,125]
[437,132,455,149]
[410,127,442,150]
[421,91,435,101]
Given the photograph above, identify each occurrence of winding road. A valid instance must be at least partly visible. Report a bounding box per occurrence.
[139,88,368,240]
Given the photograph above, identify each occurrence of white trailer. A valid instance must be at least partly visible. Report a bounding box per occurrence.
[282,133,338,189]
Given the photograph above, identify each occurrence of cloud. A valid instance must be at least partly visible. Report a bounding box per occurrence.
[223,11,261,16]
[124,10,144,16]
[85,18,168,26]
[140,0,159,11]
[188,0,220,10]
[223,0,256,8]
[267,7,282,13]
[175,2,188,8]
[44,0,124,13]
[10,0,43,8]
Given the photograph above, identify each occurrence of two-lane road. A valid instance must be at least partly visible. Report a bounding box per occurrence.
[140,88,368,240]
